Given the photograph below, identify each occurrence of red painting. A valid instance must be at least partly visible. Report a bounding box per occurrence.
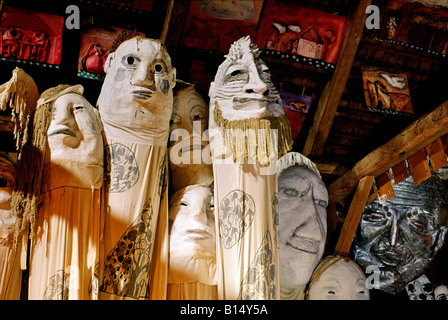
[77,23,144,79]
[280,92,312,141]
[181,0,263,53]
[0,6,64,65]
[255,0,348,64]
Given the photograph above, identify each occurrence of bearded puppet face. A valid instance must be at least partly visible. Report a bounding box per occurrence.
[97,37,176,138]
[209,36,283,122]
[208,36,292,165]
[352,175,448,294]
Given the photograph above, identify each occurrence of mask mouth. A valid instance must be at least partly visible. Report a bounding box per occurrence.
[48,127,77,138]
[372,246,412,267]
[285,236,320,255]
[131,89,153,99]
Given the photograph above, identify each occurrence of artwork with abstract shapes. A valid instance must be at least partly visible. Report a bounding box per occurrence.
[280,92,312,141]
[362,66,414,116]
[255,1,348,64]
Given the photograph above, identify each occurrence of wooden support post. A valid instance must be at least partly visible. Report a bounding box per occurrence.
[303,0,372,157]
[328,99,448,204]
[334,175,374,256]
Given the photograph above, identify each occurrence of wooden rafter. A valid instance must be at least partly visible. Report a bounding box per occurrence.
[334,175,374,256]
[303,0,372,157]
[328,99,448,204]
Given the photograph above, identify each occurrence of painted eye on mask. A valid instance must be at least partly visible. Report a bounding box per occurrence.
[121,54,141,69]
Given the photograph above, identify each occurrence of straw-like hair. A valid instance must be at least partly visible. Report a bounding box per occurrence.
[11,84,83,246]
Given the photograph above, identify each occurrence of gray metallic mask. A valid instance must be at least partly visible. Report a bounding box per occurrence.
[352,174,448,294]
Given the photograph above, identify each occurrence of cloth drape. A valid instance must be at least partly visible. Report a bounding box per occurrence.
[28,187,101,299]
[98,139,168,300]
[213,162,279,300]
[0,219,22,300]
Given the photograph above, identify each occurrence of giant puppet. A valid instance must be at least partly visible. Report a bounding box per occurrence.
[96,37,176,300]
[208,36,292,300]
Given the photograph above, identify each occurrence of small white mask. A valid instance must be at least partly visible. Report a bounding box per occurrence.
[307,256,370,300]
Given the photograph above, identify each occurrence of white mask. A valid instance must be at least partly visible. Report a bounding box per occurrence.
[307,256,370,300]
[169,185,216,284]
[278,165,328,289]
[168,86,213,192]
[47,92,103,167]
[435,284,448,300]
[97,37,176,145]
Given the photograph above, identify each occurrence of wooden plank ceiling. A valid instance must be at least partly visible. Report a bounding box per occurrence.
[165,0,448,206]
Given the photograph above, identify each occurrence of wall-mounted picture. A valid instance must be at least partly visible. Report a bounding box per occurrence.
[279,92,312,141]
[362,66,414,115]
[97,0,155,12]
[255,1,348,64]
[378,0,448,54]
[0,6,63,65]
[77,23,144,79]
[181,0,263,53]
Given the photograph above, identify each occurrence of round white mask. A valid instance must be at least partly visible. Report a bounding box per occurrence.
[307,256,370,300]
[97,37,176,141]
[278,165,328,289]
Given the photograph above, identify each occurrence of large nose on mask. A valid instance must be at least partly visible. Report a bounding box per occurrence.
[243,71,270,96]
[130,64,155,88]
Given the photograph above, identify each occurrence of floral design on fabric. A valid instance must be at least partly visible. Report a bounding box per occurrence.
[272,192,279,249]
[104,143,139,193]
[238,230,276,300]
[99,198,153,299]
[43,269,69,300]
[218,189,255,249]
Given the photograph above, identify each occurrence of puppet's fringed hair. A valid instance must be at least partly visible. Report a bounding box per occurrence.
[11,84,72,247]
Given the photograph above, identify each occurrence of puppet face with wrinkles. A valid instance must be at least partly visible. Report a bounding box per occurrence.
[278,165,328,289]
[352,175,448,294]
[209,36,283,122]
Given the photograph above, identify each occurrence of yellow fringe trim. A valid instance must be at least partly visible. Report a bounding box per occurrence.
[213,102,293,167]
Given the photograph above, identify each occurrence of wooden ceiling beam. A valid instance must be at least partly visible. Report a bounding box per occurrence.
[302,0,372,157]
[328,99,448,204]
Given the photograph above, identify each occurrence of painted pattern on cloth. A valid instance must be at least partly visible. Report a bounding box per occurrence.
[105,143,140,193]
[238,230,276,300]
[99,198,153,299]
[218,189,255,249]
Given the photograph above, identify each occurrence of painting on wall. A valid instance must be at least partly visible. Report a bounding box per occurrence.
[0,6,64,66]
[280,92,312,141]
[255,1,348,64]
[77,23,144,79]
[362,66,414,116]
[377,0,448,55]
[181,0,263,53]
